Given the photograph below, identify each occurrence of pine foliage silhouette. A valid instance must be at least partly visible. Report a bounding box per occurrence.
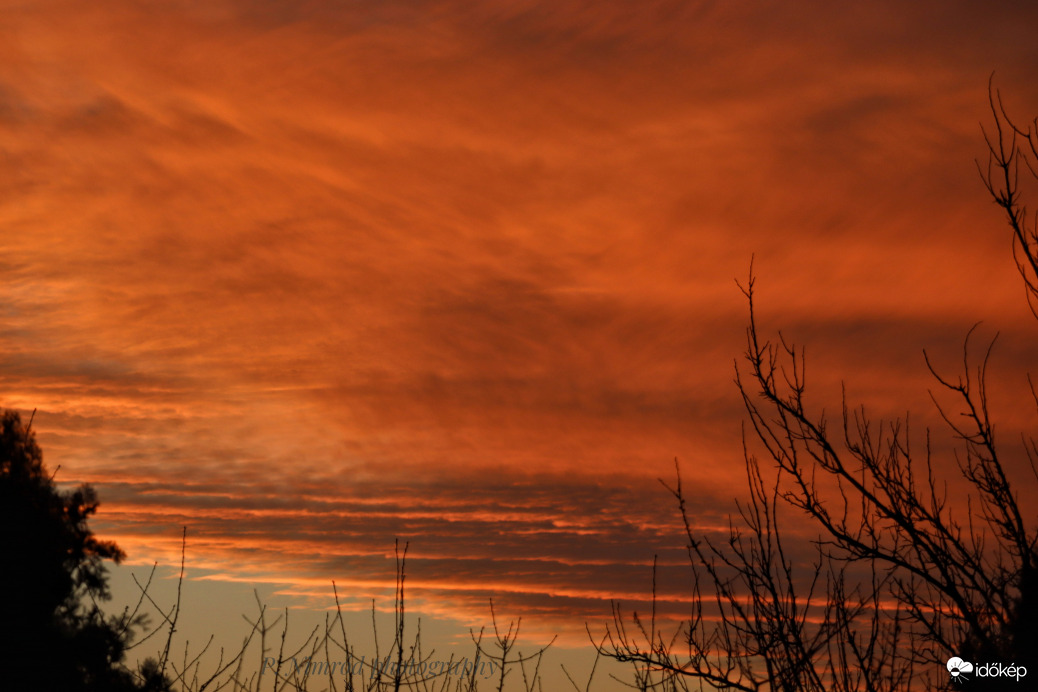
[0,410,170,692]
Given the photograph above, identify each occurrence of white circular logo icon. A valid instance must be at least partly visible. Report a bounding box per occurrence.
[947,657,974,681]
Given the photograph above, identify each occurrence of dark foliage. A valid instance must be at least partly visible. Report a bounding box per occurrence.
[0,410,170,692]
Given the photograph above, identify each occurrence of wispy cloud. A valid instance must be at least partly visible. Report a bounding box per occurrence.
[2,0,1038,639]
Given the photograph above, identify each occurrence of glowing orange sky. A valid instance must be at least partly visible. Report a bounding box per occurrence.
[3,0,1038,651]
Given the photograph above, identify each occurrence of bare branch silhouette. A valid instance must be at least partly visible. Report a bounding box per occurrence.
[598,85,1038,691]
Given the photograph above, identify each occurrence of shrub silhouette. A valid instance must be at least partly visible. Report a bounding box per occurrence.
[0,410,170,692]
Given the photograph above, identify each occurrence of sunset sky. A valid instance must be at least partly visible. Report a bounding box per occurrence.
[3,0,1038,685]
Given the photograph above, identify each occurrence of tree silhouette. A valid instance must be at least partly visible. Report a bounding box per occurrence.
[599,85,1038,691]
[0,409,170,692]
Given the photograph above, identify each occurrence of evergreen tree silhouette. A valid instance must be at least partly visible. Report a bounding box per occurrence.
[0,410,169,692]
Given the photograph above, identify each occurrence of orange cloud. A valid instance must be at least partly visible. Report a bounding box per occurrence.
[2,0,1038,653]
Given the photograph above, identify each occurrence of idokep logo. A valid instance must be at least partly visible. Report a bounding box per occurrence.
[947,657,973,683]
[946,656,1028,684]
